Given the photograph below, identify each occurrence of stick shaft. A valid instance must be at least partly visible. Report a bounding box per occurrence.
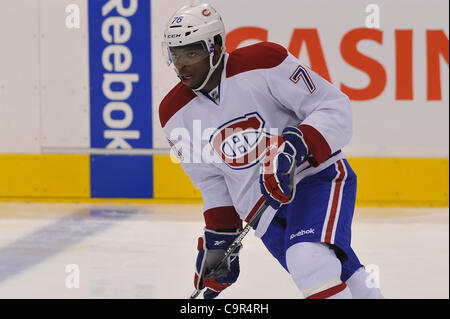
[189,201,269,299]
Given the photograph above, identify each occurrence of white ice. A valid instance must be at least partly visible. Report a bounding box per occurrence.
[0,202,448,299]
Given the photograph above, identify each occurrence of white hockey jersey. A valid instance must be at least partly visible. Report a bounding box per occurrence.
[159,42,352,237]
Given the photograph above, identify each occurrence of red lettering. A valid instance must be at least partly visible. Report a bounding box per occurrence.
[225,27,448,102]
[396,30,413,100]
[340,28,386,101]
[225,27,268,53]
[427,30,449,100]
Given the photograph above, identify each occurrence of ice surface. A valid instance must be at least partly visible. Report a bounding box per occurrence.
[0,202,447,299]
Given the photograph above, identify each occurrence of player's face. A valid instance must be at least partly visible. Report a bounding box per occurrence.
[170,42,211,89]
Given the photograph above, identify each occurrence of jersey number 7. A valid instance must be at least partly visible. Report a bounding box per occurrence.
[289,65,316,94]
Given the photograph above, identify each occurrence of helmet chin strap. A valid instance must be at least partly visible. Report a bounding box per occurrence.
[192,47,225,91]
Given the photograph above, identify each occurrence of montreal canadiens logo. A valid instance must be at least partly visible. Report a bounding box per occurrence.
[210,112,271,169]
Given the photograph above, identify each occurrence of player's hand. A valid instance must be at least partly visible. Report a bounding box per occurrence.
[259,126,308,209]
[194,229,241,299]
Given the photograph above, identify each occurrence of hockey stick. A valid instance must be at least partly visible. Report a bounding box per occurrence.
[189,201,270,299]
[189,159,296,299]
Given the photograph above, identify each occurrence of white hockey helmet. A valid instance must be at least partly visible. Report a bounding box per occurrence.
[162,2,226,90]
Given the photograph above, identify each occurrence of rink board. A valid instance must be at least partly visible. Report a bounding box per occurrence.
[0,0,448,207]
[0,154,447,207]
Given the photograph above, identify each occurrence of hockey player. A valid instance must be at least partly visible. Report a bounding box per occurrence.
[160,2,382,299]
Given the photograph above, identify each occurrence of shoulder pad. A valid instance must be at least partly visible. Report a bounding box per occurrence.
[226,42,288,78]
[159,82,196,128]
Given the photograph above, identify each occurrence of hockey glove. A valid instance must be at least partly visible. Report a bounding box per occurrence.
[194,228,241,299]
[260,126,308,209]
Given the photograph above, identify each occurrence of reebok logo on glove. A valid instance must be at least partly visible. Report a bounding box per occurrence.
[214,240,226,246]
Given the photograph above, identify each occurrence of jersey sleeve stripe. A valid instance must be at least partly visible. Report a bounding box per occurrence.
[204,206,243,230]
[298,124,332,166]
